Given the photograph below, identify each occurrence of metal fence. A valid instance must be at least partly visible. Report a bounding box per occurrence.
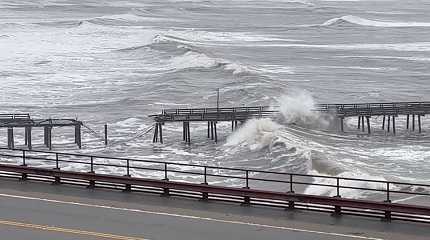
[0,148,428,204]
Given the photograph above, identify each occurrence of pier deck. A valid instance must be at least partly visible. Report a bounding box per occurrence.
[0,114,83,150]
[149,101,429,143]
[149,106,277,143]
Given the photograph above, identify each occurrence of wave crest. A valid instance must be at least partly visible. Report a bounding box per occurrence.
[322,15,430,28]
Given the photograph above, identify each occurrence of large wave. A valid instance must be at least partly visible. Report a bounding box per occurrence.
[223,90,391,198]
[322,15,430,28]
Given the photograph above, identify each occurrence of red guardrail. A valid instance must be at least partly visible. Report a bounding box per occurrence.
[0,148,429,223]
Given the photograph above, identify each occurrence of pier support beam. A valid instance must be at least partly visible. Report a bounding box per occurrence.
[214,122,218,143]
[340,117,344,133]
[366,116,371,135]
[392,116,396,135]
[7,128,14,149]
[210,121,214,140]
[159,123,163,144]
[357,116,361,130]
[187,122,191,144]
[412,115,415,131]
[418,115,422,133]
[387,116,391,132]
[74,124,82,149]
[382,115,386,130]
[361,116,365,132]
[104,124,108,146]
[152,123,163,143]
[406,114,410,130]
[153,123,159,143]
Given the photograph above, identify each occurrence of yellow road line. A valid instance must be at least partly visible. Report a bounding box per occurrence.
[0,219,148,240]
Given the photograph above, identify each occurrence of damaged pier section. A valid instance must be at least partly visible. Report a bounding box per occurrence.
[150,106,277,144]
[315,102,430,134]
[0,114,83,150]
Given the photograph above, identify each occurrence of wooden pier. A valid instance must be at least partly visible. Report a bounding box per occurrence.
[149,106,277,144]
[0,114,83,150]
[315,101,430,134]
[150,101,429,143]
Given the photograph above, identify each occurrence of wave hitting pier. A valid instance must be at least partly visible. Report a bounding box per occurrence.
[149,106,277,144]
[0,114,83,150]
[315,101,430,134]
[150,101,430,144]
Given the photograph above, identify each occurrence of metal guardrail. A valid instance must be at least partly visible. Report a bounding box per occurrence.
[0,148,428,204]
[0,148,429,222]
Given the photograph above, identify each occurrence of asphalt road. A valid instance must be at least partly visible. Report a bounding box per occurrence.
[0,178,428,240]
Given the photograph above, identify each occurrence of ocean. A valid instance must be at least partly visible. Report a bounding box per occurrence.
[1,0,430,199]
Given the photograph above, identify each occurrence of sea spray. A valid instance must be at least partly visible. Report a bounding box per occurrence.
[276,90,333,128]
[304,169,389,199]
[225,118,281,151]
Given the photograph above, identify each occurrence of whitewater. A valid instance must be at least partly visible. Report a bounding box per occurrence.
[0,0,430,200]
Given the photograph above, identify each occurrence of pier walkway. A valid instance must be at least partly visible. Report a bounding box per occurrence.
[314,101,430,134]
[0,114,83,150]
[149,106,276,143]
[149,101,429,143]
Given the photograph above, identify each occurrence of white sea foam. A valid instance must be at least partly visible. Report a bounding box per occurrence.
[225,118,281,151]
[322,15,430,28]
[276,90,335,129]
[304,170,389,199]
[166,51,220,70]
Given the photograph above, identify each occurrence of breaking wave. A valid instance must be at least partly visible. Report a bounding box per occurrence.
[223,91,392,198]
[322,15,430,28]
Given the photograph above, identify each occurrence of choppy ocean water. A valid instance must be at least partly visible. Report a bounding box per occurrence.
[1,0,430,199]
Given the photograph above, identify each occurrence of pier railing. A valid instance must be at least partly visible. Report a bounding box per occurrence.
[0,148,429,223]
[0,113,31,119]
[151,106,278,123]
[315,102,430,116]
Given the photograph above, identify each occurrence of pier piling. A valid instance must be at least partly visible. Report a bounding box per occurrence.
[382,115,385,130]
[366,116,371,134]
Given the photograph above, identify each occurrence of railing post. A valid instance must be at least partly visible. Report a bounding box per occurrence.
[386,182,390,203]
[90,156,94,173]
[21,149,27,181]
[287,174,295,210]
[162,163,170,196]
[201,166,209,201]
[242,170,250,205]
[21,149,27,167]
[164,163,168,181]
[123,159,132,192]
[289,174,294,193]
[88,156,95,189]
[53,153,61,184]
[245,170,249,189]
[204,166,207,185]
[333,177,342,216]
[336,178,340,197]
[55,153,59,170]
[384,182,392,222]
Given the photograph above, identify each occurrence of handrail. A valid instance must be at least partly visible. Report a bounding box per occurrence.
[0,148,429,204]
[149,101,430,119]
